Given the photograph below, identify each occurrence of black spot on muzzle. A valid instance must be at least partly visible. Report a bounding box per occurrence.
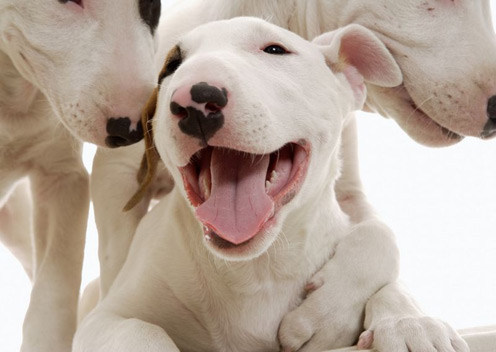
[173,106,225,143]
[482,95,496,139]
[190,82,228,106]
[105,117,144,148]
[139,0,161,35]
[170,82,228,143]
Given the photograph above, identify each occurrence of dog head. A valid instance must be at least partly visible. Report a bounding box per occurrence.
[0,0,160,147]
[324,0,496,146]
[136,17,401,260]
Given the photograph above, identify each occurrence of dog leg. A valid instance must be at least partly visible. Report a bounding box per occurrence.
[74,310,180,352]
[278,219,399,352]
[77,277,101,324]
[335,115,376,222]
[21,153,89,352]
[0,179,34,279]
[359,282,469,352]
[92,143,173,297]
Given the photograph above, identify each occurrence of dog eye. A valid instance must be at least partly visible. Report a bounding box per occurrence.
[161,58,182,81]
[263,44,289,55]
[58,0,83,7]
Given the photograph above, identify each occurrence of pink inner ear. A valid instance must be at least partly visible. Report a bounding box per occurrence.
[341,33,390,84]
[342,65,366,104]
[338,29,402,88]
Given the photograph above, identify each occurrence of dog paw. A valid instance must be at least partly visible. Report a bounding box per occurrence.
[357,330,374,349]
[368,316,469,352]
[278,282,363,352]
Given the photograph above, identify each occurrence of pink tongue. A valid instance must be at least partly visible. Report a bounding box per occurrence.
[196,149,274,245]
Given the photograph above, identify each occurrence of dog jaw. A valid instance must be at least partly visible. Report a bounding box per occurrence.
[353,0,496,146]
[179,141,310,261]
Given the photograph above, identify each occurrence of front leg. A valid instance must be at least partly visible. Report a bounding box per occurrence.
[279,219,399,351]
[92,143,148,297]
[359,282,468,352]
[92,142,172,297]
[74,310,180,352]
[22,147,89,352]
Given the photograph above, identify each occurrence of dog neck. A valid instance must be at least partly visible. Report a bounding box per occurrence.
[175,178,349,293]
[0,49,39,120]
[0,4,40,120]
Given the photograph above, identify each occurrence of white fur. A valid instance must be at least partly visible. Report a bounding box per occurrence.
[92,0,496,298]
[88,0,495,350]
[76,18,468,352]
[0,0,159,350]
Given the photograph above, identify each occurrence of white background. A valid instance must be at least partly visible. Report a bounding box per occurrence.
[1,2,496,351]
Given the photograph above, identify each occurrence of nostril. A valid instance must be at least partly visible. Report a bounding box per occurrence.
[205,102,222,113]
[105,136,129,148]
[105,117,143,148]
[487,95,496,121]
[170,101,188,119]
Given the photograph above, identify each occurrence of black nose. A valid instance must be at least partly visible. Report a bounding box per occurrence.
[488,95,496,121]
[105,117,144,148]
[483,95,496,138]
[170,82,227,143]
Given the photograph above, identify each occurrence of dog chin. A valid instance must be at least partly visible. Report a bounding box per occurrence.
[202,219,281,261]
[369,84,463,147]
[398,99,463,147]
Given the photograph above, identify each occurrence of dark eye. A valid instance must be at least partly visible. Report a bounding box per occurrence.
[263,44,289,55]
[59,0,83,7]
[161,58,182,81]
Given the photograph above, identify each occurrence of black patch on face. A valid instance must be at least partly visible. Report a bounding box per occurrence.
[173,106,224,143]
[58,0,83,5]
[105,117,144,148]
[171,83,228,143]
[482,119,496,139]
[139,0,161,35]
[158,45,182,85]
[487,95,496,120]
[482,95,496,138]
[190,82,228,107]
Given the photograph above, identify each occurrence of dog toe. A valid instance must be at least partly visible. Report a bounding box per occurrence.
[278,310,315,352]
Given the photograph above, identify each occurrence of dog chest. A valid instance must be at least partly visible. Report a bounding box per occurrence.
[169,275,303,352]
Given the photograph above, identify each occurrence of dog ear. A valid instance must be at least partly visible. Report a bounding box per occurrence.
[124,45,183,211]
[123,87,160,211]
[312,24,403,108]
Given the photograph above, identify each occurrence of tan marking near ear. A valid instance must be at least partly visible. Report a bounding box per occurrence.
[124,45,184,211]
[124,87,160,211]
[158,45,182,84]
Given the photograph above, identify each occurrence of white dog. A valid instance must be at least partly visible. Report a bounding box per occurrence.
[0,1,160,351]
[75,18,468,352]
[89,0,495,350]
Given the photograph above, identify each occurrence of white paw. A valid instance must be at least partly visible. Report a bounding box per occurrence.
[278,280,363,352]
[364,316,469,352]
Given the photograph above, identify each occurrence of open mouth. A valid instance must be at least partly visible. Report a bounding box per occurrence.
[179,141,310,249]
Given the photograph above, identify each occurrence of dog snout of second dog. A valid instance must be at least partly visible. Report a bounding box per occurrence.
[170,82,228,143]
[482,95,496,139]
[105,117,144,148]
